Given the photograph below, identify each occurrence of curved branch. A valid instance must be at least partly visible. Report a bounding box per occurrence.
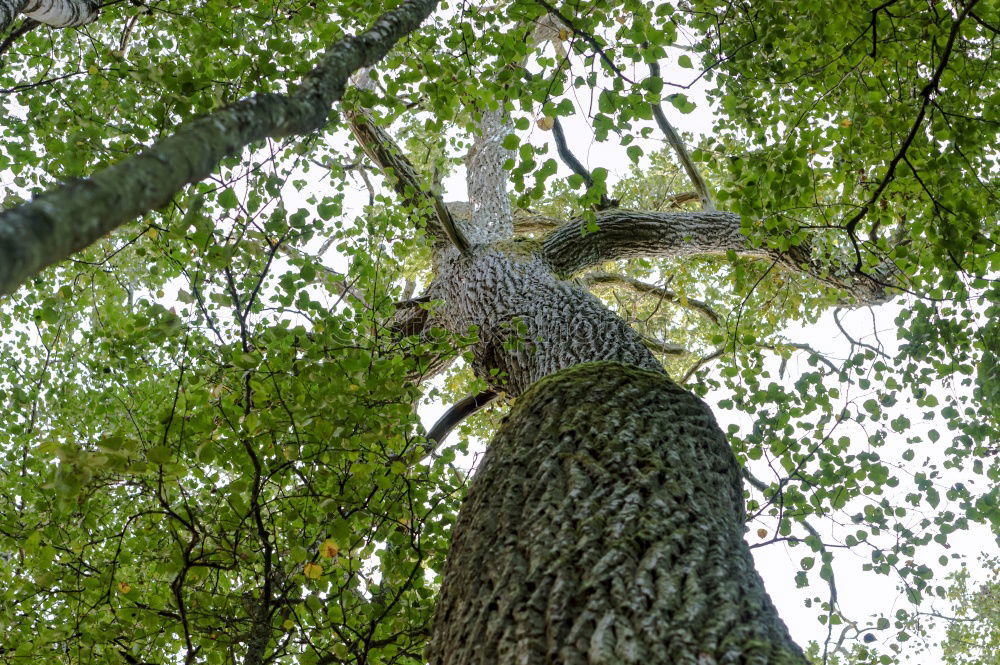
[0,0,439,297]
[543,209,765,276]
[649,61,716,211]
[542,209,896,305]
[550,117,615,210]
[426,390,499,448]
[550,116,592,189]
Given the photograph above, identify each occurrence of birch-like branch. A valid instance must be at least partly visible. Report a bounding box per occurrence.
[0,0,439,296]
[1,0,97,34]
[649,61,716,211]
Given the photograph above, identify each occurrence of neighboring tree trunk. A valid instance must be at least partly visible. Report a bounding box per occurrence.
[1,0,98,34]
[0,0,439,297]
[429,362,806,664]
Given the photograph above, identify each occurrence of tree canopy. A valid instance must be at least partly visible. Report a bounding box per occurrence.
[0,1,997,664]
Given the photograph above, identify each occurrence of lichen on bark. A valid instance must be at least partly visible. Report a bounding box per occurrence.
[429,362,807,665]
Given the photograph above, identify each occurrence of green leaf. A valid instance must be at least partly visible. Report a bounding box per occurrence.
[218,188,239,210]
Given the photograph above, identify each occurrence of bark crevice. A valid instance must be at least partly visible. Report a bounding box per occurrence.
[429,362,807,665]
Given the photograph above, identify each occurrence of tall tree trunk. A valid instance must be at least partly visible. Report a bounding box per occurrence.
[429,360,807,664]
[430,246,661,396]
[424,240,807,663]
[408,77,810,662]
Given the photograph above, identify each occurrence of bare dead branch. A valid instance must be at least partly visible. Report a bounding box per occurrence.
[648,61,716,211]
[581,271,720,325]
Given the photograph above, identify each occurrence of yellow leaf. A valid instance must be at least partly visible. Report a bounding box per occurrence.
[320,540,339,558]
[536,116,555,131]
[117,581,131,594]
[303,562,322,579]
[146,226,159,239]
[557,28,569,41]
[840,118,853,128]
[756,528,768,539]
[282,619,294,630]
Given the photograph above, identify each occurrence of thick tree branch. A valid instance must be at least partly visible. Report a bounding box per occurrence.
[649,61,716,211]
[543,209,896,305]
[425,390,499,449]
[543,209,765,276]
[1,0,97,35]
[0,0,439,296]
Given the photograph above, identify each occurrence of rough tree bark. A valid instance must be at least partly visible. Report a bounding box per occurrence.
[429,363,804,664]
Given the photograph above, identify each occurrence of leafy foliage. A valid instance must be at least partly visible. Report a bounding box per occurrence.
[940,557,1000,665]
[0,1,997,664]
